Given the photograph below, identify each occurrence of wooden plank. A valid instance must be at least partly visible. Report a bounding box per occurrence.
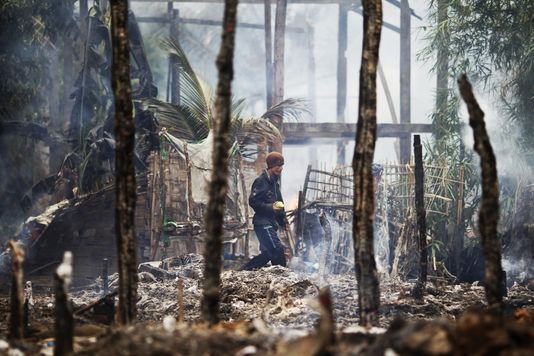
[283,122,432,143]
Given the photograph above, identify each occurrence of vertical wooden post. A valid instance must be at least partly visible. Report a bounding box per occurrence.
[435,0,449,144]
[264,0,273,109]
[102,258,109,295]
[377,62,400,162]
[238,154,251,258]
[170,8,181,105]
[336,4,348,165]
[306,23,318,166]
[111,0,138,325]
[184,143,196,253]
[54,252,73,356]
[8,241,24,340]
[399,0,411,164]
[454,164,465,276]
[411,135,427,300]
[271,0,287,153]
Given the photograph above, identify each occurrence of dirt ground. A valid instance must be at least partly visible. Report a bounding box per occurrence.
[1,254,534,355]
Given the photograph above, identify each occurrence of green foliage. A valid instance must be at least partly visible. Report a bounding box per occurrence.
[422,0,534,155]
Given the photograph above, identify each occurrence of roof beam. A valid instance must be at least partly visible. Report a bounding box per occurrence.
[283,122,432,144]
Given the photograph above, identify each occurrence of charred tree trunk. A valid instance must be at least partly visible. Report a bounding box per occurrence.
[352,0,382,327]
[111,0,138,324]
[201,0,239,325]
[8,241,24,340]
[458,74,504,313]
[411,135,428,300]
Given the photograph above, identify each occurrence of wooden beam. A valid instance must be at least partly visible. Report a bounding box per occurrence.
[283,122,432,143]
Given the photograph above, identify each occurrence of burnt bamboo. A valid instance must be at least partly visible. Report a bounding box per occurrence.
[411,135,427,300]
[201,0,239,325]
[352,0,382,327]
[458,74,504,313]
[111,0,138,324]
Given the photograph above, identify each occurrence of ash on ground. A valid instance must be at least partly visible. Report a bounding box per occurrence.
[1,254,534,355]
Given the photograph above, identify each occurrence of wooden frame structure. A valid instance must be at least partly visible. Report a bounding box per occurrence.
[130,0,425,164]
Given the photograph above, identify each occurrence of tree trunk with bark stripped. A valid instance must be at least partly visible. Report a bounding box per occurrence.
[201,0,239,325]
[352,0,382,327]
[110,0,138,325]
[458,74,504,314]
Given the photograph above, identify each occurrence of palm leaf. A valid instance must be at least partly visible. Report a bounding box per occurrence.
[261,98,309,122]
[232,116,282,148]
[161,37,211,125]
[142,98,209,141]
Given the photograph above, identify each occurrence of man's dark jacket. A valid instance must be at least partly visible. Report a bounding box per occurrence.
[249,170,288,229]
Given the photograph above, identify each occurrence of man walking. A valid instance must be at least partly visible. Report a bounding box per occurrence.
[240,152,289,270]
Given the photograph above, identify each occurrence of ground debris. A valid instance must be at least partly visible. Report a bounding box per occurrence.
[1,254,534,354]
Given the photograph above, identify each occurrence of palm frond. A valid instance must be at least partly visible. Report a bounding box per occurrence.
[232,117,282,148]
[231,97,247,121]
[161,37,211,125]
[261,98,309,122]
[142,98,209,141]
